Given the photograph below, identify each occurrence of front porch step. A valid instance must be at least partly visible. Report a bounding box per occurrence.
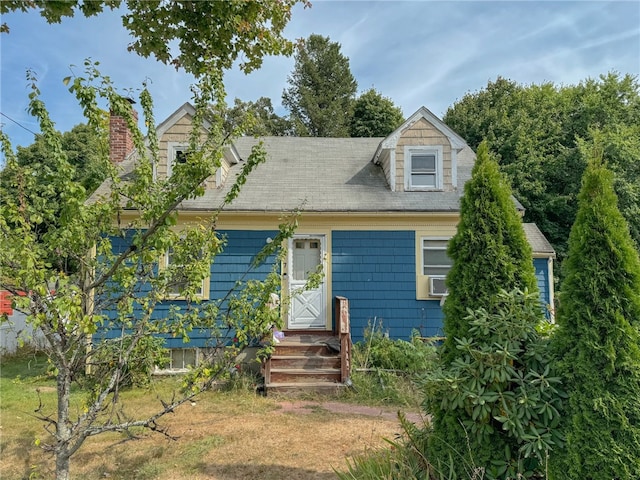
[262,332,345,395]
[269,367,342,384]
[265,382,345,395]
[270,354,341,369]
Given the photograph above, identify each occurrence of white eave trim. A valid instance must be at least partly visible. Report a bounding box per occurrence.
[155,102,212,140]
[223,144,241,165]
[374,106,467,159]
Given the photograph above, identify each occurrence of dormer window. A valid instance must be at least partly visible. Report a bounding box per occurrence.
[405,146,443,191]
[167,142,189,177]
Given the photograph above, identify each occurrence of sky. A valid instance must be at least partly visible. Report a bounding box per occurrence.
[1,0,639,155]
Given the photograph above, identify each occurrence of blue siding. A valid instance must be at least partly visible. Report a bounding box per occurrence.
[533,257,553,318]
[100,228,554,347]
[332,231,444,343]
[98,230,277,348]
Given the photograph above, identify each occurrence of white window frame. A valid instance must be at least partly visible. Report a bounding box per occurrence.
[167,142,189,177]
[163,245,209,300]
[155,348,202,374]
[405,146,443,191]
[421,237,451,276]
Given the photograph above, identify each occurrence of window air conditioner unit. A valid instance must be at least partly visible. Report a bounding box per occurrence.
[429,276,448,297]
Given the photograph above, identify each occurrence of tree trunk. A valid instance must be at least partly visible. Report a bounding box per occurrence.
[55,365,73,480]
[55,453,71,480]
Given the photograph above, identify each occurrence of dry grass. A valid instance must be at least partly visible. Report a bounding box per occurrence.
[0,355,412,480]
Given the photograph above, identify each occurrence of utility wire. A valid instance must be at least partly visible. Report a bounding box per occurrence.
[0,112,39,136]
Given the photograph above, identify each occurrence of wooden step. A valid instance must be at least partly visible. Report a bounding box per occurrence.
[270,354,340,369]
[269,367,341,384]
[262,332,346,395]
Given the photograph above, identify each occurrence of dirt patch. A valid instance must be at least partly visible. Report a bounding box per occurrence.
[276,400,424,424]
[2,393,426,480]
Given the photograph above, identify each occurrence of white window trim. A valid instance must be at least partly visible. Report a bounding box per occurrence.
[167,142,189,178]
[154,348,202,374]
[417,236,452,300]
[421,236,451,276]
[404,145,443,191]
[162,247,210,300]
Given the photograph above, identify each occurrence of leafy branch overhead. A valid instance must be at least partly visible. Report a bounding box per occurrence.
[1,0,309,75]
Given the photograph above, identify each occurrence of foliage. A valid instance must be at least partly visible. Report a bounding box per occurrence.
[0,60,304,479]
[350,88,404,137]
[1,122,107,195]
[1,0,307,76]
[422,142,548,479]
[355,320,437,374]
[549,156,640,479]
[443,73,640,267]
[218,96,293,136]
[441,141,538,364]
[282,34,358,136]
[86,335,168,389]
[0,122,107,274]
[422,289,562,479]
[338,321,435,407]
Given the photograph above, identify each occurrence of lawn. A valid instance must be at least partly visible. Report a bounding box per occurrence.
[0,350,422,480]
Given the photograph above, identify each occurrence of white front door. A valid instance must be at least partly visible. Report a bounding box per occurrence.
[288,235,326,330]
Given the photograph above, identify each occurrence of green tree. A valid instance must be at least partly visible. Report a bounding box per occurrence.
[441,142,538,361]
[443,73,640,268]
[422,142,549,478]
[1,122,107,195]
[349,88,404,137]
[549,150,640,479]
[220,97,292,136]
[1,0,305,76]
[282,34,358,136]
[0,122,108,274]
[0,65,308,480]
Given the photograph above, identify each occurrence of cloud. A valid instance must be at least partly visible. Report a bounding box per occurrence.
[1,0,638,154]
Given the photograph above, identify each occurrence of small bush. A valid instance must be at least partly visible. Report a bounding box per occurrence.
[344,321,436,407]
[354,320,438,373]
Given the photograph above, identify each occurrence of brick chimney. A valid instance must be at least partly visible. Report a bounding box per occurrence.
[109,98,138,163]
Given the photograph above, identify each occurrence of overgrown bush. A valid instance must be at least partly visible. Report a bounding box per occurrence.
[354,320,438,373]
[422,289,562,479]
[344,321,437,407]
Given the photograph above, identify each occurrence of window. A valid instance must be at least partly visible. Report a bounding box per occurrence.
[164,246,209,299]
[405,146,443,190]
[167,143,189,177]
[155,348,201,373]
[422,238,451,276]
[169,348,197,370]
[292,239,321,281]
[422,238,452,296]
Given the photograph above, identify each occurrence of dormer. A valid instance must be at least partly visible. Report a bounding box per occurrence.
[154,102,240,188]
[373,107,468,192]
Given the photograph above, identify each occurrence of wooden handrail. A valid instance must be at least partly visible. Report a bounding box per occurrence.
[335,296,352,383]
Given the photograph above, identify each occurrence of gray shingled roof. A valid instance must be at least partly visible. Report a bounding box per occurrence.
[523,223,556,257]
[179,136,473,213]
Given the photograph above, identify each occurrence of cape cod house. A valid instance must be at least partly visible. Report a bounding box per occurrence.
[93,102,555,392]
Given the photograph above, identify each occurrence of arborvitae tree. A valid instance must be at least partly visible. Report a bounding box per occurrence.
[549,154,640,479]
[441,141,538,364]
[282,34,357,137]
[349,88,404,137]
[423,141,552,478]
